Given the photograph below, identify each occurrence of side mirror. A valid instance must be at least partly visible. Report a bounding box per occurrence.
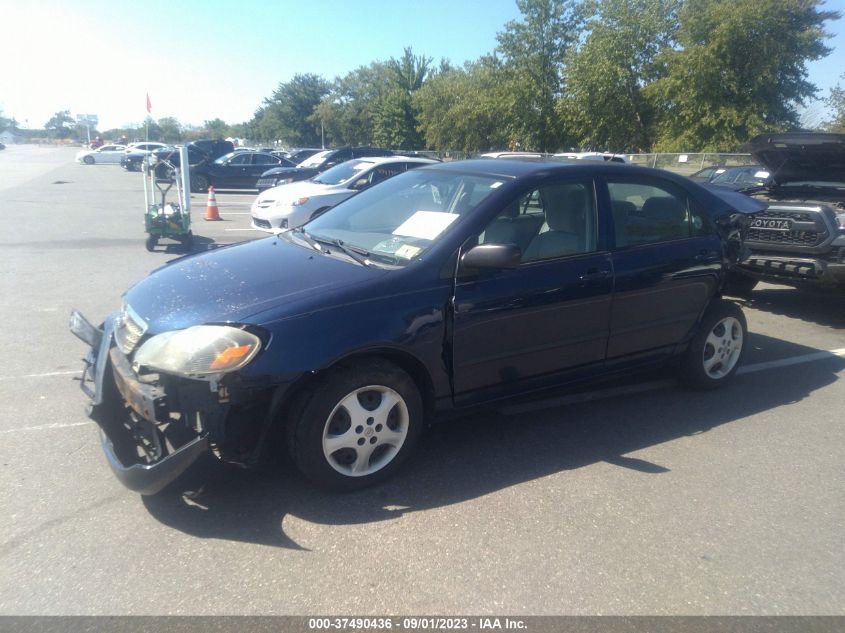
[351,178,369,190]
[461,243,521,270]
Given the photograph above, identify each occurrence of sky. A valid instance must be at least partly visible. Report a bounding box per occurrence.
[1,0,844,132]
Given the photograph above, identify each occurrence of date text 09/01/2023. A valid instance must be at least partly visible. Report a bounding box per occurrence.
[307,618,527,630]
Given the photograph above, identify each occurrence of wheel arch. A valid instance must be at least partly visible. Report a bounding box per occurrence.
[265,346,437,443]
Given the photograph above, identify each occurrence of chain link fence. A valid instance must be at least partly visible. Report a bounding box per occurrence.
[624,153,754,176]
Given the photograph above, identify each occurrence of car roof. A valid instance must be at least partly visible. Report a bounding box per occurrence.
[421,157,646,179]
[355,155,438,166]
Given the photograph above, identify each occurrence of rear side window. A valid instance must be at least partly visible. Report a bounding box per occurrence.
[607,179,704,248]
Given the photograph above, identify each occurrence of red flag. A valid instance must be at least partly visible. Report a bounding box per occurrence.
[146,93,152,114]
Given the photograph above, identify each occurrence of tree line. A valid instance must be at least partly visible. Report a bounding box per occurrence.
[3,0,842,151]
[244,0,842,153]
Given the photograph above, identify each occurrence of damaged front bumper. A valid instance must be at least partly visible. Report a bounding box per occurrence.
[70,310,212,495]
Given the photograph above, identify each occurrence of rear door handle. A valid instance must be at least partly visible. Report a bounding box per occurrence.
[579,268,611,281]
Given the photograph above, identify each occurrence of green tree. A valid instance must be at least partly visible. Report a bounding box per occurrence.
[313,61,393,146]
[824,73,845,132]
[203,118,230,139]
[650,0,839,151]
[372,48,431,149]
[0,108,16,132]
[261,73,330,146]
[561,0,679,151]
[143,116,163,141]
[44,110,75,139]
[414,56,512,152]
[158,117,183,143]
[496,0,583,151]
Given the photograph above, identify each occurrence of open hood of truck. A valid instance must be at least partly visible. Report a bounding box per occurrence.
[744,133,845,185]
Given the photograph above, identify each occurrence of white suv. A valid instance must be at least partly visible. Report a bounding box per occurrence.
[251,156,438,232]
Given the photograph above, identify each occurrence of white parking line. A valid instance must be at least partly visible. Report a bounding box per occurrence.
[0,421,91,434]
[3,347,843,432]
[737,348,845,375]
[502,347,845,415]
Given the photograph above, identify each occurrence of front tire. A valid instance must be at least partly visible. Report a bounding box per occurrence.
[145,235,157,252]
[682,299,747,390]
[286,359,423,490]
[83,155,94,165]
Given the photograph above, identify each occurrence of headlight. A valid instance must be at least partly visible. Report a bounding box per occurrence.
[132,325,262,377]
[290,197,310,206]
[278,177,293,185]
[835,213,845,230]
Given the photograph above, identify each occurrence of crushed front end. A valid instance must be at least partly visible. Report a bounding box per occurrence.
[69,306,276,494]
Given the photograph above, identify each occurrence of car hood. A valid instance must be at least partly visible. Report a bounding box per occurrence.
[256,180,339,203]
[123,236,385,332]
[744,133,845,185]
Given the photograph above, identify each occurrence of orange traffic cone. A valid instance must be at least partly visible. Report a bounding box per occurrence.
[204,186,221,221]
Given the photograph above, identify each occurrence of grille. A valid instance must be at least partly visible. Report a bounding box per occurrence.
[753,209,816,222]
[747,229,823,246]
[253,218,272,230]
[114,306,148,355]
[747,208,827,247]
[256,178,275,188]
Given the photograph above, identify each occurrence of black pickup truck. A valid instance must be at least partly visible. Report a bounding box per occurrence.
[727,133,845,294]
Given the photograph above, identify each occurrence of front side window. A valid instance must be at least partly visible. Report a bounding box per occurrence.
[608,179,694,247]
[303,169,504,266]
[480,180,597,262]
[229,153,251,165]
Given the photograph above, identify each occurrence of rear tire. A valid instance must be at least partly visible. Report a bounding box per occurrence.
[145,236,157,252]
[286,359,423,490]
[682,299,747,390]
[191,174,209,194]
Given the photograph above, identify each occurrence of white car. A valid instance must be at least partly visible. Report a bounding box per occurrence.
[480,151,550,159]
[75,144,127,165]
[554,151,627,163]
[125,142,167,154]
[251,156,438,232]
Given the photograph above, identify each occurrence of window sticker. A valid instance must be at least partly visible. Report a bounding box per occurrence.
[393,211,459,241]
[395,244,422,259]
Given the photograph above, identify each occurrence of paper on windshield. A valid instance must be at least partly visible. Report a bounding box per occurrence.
[393,211,458,241]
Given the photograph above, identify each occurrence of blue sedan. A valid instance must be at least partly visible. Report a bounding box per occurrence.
[70,159,764,493]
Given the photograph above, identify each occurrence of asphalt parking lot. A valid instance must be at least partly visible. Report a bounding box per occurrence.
[0,145,843,615]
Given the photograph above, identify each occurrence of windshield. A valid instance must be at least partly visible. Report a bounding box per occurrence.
[298,150,332,168]
[302,169,504,266]
[712,168,769,187]
[312,159,372,185]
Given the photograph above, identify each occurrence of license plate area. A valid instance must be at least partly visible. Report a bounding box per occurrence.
[109,347,167,424]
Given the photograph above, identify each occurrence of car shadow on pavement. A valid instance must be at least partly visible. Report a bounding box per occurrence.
[154,234,221,255]
[142,334,844,549]
[740,286,845,330]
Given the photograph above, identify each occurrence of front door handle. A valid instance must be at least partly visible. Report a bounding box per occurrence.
[579,268,611,281]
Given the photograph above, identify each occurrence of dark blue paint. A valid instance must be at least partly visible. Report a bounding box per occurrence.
[123,160,754,412]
